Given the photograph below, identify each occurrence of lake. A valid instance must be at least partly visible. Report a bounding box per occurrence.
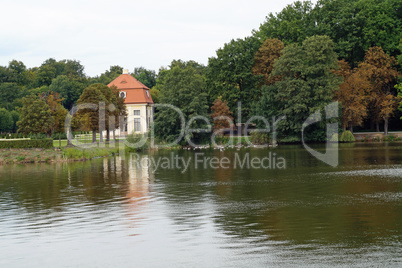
[0,143,401,267]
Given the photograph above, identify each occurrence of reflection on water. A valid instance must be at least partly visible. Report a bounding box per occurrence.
[0,143,401,267]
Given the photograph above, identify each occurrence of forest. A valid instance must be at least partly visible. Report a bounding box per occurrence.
[0,0,401,143]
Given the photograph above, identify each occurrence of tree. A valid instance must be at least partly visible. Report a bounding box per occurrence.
[75,84,107,143]
[252,38,284,85]
[255,1,315,44]
[357,46,400,134]
[133,67,156,88]
[89,65,123,85]
[8,60,28,85]
[40,92,68,145]
[0,66,17,83]
[150,88,160,103]
[207,36,262,120]
[17,95,54,137]
[264,35,342,141]
[0,108,13,133]
[154,61,209,143]
[255,0,402,68]
[49,75,85,110]
[379,93,400,135]
[210,98,233,135]
[10,110,19,133]
[109,85,127,140]
[334,60,370,132]
[0,83,26,110]
[35,64,57,87]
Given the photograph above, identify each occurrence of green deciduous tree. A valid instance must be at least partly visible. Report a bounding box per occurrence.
[10,110,19,133]
[154,61,209,143]
[0,108,13,133]
[49,75,85,110]
[257,35,341,141]
[255,1,315,45]
[133,67,156,88]
[255,0,402,68]
[76,84,107,143]
[17,95,54,137]
[0,82,26,110]
[40,92,68,145]
[207,36,262,120]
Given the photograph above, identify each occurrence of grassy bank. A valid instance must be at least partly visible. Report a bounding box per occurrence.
[0,148,62,164]
[0,146,120,164]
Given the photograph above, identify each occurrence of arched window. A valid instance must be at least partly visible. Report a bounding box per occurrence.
[120,91,126,99]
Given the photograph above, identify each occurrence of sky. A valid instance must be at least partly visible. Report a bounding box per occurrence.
[0,0,315,77]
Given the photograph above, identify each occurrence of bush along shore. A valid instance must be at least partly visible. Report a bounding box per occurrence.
[0,146,120,165]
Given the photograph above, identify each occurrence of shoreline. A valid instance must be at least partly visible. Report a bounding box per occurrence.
[1,140,400,165]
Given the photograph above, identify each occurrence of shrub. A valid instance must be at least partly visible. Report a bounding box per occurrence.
[250,130,271,145]
[0,139,53,149]
[125,133,150,152]
[330,133,338,142]
[339,131,355,143]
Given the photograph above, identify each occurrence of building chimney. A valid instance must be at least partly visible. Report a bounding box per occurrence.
[123,69,129,74]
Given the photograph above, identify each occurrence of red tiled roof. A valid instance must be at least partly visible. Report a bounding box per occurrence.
[108,74,153,104]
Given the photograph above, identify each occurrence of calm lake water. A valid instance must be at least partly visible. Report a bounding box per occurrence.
[0,143,402,267]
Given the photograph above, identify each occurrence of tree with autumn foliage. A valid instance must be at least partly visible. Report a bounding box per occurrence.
[379,93,400,135]
[252,38,284,85]
[356,46,400,134]
[334,60,370,132]
[210,98,233,135]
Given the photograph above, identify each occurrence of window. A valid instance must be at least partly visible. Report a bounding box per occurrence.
[120,91,126,99]
[134,118,141,132]
[146,91,150,98]
[133,110,140,116]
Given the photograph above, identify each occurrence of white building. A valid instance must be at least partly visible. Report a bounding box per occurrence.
[108,69,154,135]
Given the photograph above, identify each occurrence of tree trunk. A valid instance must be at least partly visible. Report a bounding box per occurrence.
[92,130,97,143]
[384,117,389,136]
[106,130,110,142]
[376,121,380,132]
[113,130,116,140]
[59,133,61,148]
[67,130,73,146]
[348,122,353,133]
[99,131,103,143]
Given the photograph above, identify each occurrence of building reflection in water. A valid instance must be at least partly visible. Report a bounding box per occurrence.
[123,153,154,234]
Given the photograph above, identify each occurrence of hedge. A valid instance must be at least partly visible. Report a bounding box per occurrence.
[0,139,54,149]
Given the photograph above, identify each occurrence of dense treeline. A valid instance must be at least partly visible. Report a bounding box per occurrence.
[0,0,401,143]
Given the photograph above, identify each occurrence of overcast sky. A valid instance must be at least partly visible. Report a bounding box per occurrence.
[0,0,315,77]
